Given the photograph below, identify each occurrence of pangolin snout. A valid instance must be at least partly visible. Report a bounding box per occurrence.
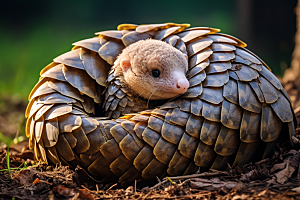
[175,78,189,93]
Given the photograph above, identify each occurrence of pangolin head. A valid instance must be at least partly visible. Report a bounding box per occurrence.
[114,39,189,100]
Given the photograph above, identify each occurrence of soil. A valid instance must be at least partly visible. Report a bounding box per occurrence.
[1,88,300,200]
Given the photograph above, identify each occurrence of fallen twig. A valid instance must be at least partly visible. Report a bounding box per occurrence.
[149,171,229,190]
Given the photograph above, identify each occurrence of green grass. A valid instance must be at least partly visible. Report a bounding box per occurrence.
[167,177,174,184]
[6,147,12,179]
[2,147,28,179]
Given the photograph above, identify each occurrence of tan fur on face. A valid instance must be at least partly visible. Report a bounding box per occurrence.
[114,39,188,100]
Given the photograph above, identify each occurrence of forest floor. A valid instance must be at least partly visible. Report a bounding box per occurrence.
[1,81,300,200]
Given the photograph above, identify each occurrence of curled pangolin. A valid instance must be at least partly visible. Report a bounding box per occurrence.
[25,23,296,186]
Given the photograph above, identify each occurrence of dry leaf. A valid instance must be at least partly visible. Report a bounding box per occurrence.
[13,168,36,187]
[291,186,300,192]
[232,194,248,200]
[270,162,286,173]
[274,163,295,184]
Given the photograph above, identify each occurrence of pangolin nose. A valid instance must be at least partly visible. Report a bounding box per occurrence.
[175,78,189,93]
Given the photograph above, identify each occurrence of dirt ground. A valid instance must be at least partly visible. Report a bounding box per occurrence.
[1,88,300,199]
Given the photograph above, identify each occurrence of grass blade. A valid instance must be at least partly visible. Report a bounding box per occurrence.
[6,146,12,179]
[167,177,174,184]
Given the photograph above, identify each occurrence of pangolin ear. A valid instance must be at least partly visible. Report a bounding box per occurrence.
[120,59,131,72]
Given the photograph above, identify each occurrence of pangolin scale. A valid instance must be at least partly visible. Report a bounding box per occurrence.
[25,23,296,186]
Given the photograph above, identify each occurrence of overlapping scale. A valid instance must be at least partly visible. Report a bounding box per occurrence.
[220,100,243,129]
[189,59,210,71]
[117,24,139,31]
[270,94,293,122]
[202,71,229,87]
[235,48,261,65]
[200,120,221,146]
[181,84,203,98]
[44,104,72,120]
[232,55,252,66]
[202,102,222,122]
[187,61,208,78]
[28,77,50,101]
[72,37,101,52]
[30,81,56,101]
[72,127,90,153]
[209,52,235,62]
[194,140,216,168]
[161,121,185,145]
[40,64,67,82]
[211,43,236,52]
[213,33,247,48]
[190,98,203,116]
[164,35,180,47]
[122,31,153,46]
[154,26,181,40]
[80,48,111,86]
[223,78,238,104]
[167,150,193,176]
[240,110,260,143]
[136,23,168,33]
[188,71,206,87]
[237,81,262,113]
[259,66,283,90]
[153,138,177,164]
[57,114,82,132]
[34,104,54,121]
[53,48,85,70]
[214,126,240,156]
[95,30,123,40]
[175,39,187,55]
[205,62,230,74]
[249,81,265,102]
[233,141,261,166]
[177,29,211,43]
[257,77,279,104]
[186,38,213,57]
[200,87,223,104]
[178,99,192,112]
[48,80,84,102]
[38,92,76,104]
[178,132,198,159]
[234,64,259,81]
[260,105,283,142]
[206,34,238,45]
[228,70,239,80]
[98,40,125,65]
[63,65,97,99]
[185,114,203,138]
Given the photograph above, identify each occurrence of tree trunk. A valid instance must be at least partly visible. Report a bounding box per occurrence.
[283,0,300,83]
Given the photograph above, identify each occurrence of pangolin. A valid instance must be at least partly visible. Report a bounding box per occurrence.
[25,23,296,187]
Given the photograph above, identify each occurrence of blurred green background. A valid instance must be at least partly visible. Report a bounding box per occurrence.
[0,0,297,100]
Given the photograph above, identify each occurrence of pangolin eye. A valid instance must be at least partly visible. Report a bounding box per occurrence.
[152,69,160,78]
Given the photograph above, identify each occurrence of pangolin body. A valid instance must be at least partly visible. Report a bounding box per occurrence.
[25,23,296,186]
